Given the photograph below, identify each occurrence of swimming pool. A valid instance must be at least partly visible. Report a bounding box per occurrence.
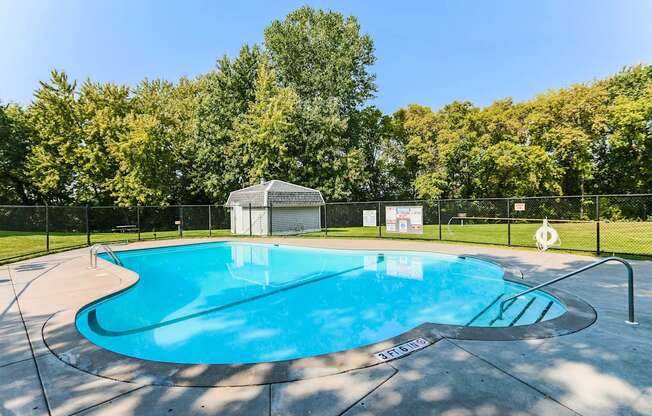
[76,242,566,364]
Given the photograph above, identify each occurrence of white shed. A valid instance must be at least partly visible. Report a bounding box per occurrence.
[225,180,325,236]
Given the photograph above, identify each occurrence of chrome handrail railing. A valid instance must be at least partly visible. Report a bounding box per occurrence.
[498,257,637,324]
[90,243,123,268]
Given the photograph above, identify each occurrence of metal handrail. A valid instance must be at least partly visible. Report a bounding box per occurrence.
[498,257,637,324]
[90,243,123,268]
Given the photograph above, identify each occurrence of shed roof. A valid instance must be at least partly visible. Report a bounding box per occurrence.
[225,180,325,207]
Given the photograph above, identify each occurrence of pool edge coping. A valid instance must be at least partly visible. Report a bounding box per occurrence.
[42,240,597,387]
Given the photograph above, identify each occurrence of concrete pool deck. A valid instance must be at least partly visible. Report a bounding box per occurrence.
[1,237,651,415]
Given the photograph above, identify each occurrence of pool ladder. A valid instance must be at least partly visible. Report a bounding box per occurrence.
[497,257,637,325]
[90,243,124,269]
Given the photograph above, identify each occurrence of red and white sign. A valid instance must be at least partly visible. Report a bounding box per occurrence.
[386,206,423,234]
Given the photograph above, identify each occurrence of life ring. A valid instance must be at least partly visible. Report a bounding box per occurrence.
[534,219,560,251]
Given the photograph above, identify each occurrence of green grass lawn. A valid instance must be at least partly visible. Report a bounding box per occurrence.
[0,229,233,263]
[2,220,651,263]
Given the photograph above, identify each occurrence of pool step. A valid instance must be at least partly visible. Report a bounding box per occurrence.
[464,293,504,326]
[508,297,536,326]
[488,297,521,326]
[468,294,559,327]
[534,300,554,323]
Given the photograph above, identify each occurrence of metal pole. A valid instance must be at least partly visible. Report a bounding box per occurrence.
[627,261,636,324]
[595,195,601,255]
[324,203,328,237]
[137,205,141,241]
[85,204,90,246]
[208,205,212,237]
[507,198,511,247]
[437,200,442,240]
[45,203,49,252]
[179,206,184,238]
[268,202,273,236]
[249,203,253,236]
[377,202,381,237]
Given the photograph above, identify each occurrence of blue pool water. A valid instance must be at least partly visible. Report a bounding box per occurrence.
[76,242,566,364]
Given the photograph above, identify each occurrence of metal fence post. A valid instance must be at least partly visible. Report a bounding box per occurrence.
[324,203,328,237]
[179,205,184,238]
[137,205,141,241]
[377,201,381,237]
[507,198,511,247]
[85,204,90,246]
[208,205,212,237]
[596,195,601,255]
[268,202,273,236]
[45,203,49,252]
[437,200,442,240]
[249,203,253,236]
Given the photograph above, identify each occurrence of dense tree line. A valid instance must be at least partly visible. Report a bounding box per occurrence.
[1,7,651,206]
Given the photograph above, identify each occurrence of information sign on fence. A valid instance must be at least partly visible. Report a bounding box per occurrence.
[385,206,423,234]
[362,210,377,227]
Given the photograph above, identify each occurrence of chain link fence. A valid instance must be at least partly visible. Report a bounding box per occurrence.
[320,194,652,257]
[1,194,652,263]
[0,204,235,263]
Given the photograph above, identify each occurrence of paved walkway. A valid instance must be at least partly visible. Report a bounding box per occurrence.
[1,238,651,415]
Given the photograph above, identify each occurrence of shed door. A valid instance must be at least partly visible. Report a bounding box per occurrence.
[234,205,243,234]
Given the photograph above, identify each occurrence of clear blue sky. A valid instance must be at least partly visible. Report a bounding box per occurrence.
[2,0,652,113]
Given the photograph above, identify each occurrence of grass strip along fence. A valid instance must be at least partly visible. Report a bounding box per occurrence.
[0,205,233,263]
[315,194,652,257]
[1,194,652,263]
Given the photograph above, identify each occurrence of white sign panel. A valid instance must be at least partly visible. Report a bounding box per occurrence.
[385,206,423,234]
[514,203,526,212]
[374,338,431,362]
[363,210,377,227]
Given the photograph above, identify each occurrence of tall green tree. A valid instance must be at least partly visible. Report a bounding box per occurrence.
[603,64,652,100]
[602,86,652,193]
[345,107,393,199]
[0,104,36,204]
[26,70,81,203]
[392,104,440,199]
[597,65,652,193]
[231,64,301,185]
[419,101,481,199]
[264,6,376,115]
[106,79,184,206]
[76,80,131,204]
[525,84,608,195]
[229,62,364,201]
[294,97,363,200]
[477,141,560,197]
[27,72,133,205]
[192,45,262,201]
[166,76,202,204]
